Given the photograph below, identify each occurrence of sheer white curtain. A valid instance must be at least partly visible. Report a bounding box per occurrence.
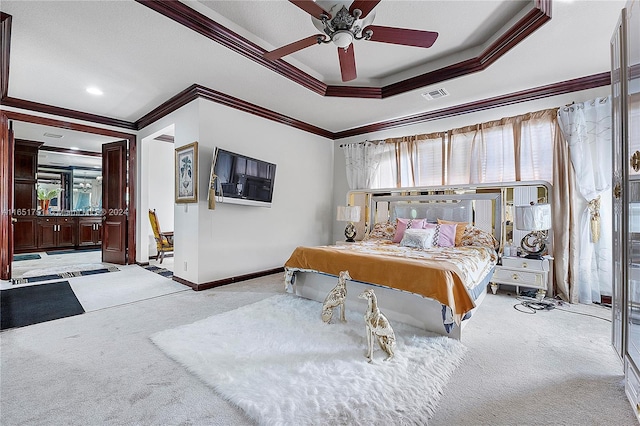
[474,120,516,183]
[342,141,385,190]
[557,97,612,303]
[414,133,446,186]
[519,111,556,181]
[446,111,555,186]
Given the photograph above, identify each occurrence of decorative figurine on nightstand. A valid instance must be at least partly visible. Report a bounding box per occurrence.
[359,289,396,362]
[322,270,350,323]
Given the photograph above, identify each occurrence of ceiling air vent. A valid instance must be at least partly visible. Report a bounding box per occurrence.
[421,88,449,101]
[43,132,63,138]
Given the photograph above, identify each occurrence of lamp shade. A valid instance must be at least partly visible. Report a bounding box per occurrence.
[337,205,361,222]
[515,203,552,231]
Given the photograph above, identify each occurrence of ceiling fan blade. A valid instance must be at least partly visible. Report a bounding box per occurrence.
[366,25,439,48]
[338,45,357,82]
[264,35,322,61]
[349,0,381,18]
[289,0,331,19]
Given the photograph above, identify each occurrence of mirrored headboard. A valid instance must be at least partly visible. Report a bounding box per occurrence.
[345,181,552,252]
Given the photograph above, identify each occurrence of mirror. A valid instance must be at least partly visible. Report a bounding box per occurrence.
[346,181,551,254]
[36,166,102,213]
[71,170,102,212]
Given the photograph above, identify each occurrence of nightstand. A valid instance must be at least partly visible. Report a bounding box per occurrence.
[334,241,354,246]
[490,256,552,295]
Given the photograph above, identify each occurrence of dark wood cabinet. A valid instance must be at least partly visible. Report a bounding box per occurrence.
[13,140,42,211]
[78,217,102,246]
[37,216,76,249]
[14,215,103,253]
[13,217,38,252]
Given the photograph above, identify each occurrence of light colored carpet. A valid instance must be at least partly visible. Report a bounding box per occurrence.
[151,294,467,425]
[0,273,636,425]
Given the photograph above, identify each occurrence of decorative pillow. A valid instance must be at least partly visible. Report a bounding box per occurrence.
[460,226,500,249]
[423,223,457,248]
[437,219,468,246]
[365,222,396,241]
[392,218,428,243]
[400,228,436,250]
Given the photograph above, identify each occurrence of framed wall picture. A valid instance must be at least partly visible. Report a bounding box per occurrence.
[175,141,198,203]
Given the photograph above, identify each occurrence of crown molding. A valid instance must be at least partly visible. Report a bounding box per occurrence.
[2,109,136,140]
[1,97,137,130]
[134,84,334,139]
[137,0,551,100]
[0,12,11,100]
[1,70,610,141]
[135,0,328,96]
[333,71,610,139]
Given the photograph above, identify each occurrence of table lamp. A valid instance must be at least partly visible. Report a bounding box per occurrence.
[515,202,551,259]
[337,205,361,242]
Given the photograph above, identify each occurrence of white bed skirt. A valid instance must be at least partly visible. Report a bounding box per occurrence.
[286,271,487,340]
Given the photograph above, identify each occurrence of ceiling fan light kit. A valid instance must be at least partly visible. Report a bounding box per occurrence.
[264,1,439,82]
[314,6,374,49]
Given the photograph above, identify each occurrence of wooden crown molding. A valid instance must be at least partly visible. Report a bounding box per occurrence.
[2,110,136,141]
[1,71,611,141]
[333,71,611,139]
[134,84,334,139]
[0,12,11,100]
[134,0,328,96]
[0,3,609,141]
[1,97,137,130]
[136,0,551,100]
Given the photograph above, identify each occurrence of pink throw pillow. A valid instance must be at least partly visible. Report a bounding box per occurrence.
[423,223,457,247]
[392,218,428,243]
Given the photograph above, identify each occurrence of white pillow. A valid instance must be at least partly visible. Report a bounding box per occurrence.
[399,228,436,249]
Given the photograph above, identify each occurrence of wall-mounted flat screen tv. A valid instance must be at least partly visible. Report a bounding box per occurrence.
[212,148,276,207]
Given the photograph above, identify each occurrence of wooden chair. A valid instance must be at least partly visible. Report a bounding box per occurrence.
[148,209,173,264]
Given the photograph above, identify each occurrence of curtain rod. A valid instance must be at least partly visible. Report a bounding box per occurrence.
[339,140,384,148]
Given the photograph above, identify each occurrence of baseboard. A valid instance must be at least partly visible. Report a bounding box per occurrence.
[172,267,284,291]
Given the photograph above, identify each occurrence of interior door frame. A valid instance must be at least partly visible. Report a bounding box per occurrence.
[0,110,137,280]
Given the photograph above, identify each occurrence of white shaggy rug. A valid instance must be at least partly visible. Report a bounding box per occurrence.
[151,294,467,425]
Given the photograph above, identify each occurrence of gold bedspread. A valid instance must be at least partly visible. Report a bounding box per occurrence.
[284,241,496,321]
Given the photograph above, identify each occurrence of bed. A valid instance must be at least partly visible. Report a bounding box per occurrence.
[284,189,502,340]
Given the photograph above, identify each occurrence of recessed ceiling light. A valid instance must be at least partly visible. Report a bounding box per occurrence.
[86,87,103,96]
[69,146,80,150]
[43,132,63,138]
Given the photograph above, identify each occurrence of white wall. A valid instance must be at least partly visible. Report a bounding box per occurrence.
[138,98,334,284]
[331,86,612,243]
[137,101,200,282]
[195,100,334,283]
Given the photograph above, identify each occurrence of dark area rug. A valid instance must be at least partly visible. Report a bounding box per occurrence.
[143,265,173,278]
[13,254,42,261]
[1,281,85,330]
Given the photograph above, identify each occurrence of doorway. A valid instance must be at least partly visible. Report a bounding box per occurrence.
[140,125,175,267]
[0,111,137,281]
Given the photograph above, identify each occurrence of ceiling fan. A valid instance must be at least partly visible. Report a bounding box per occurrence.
[263,0,439,82]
